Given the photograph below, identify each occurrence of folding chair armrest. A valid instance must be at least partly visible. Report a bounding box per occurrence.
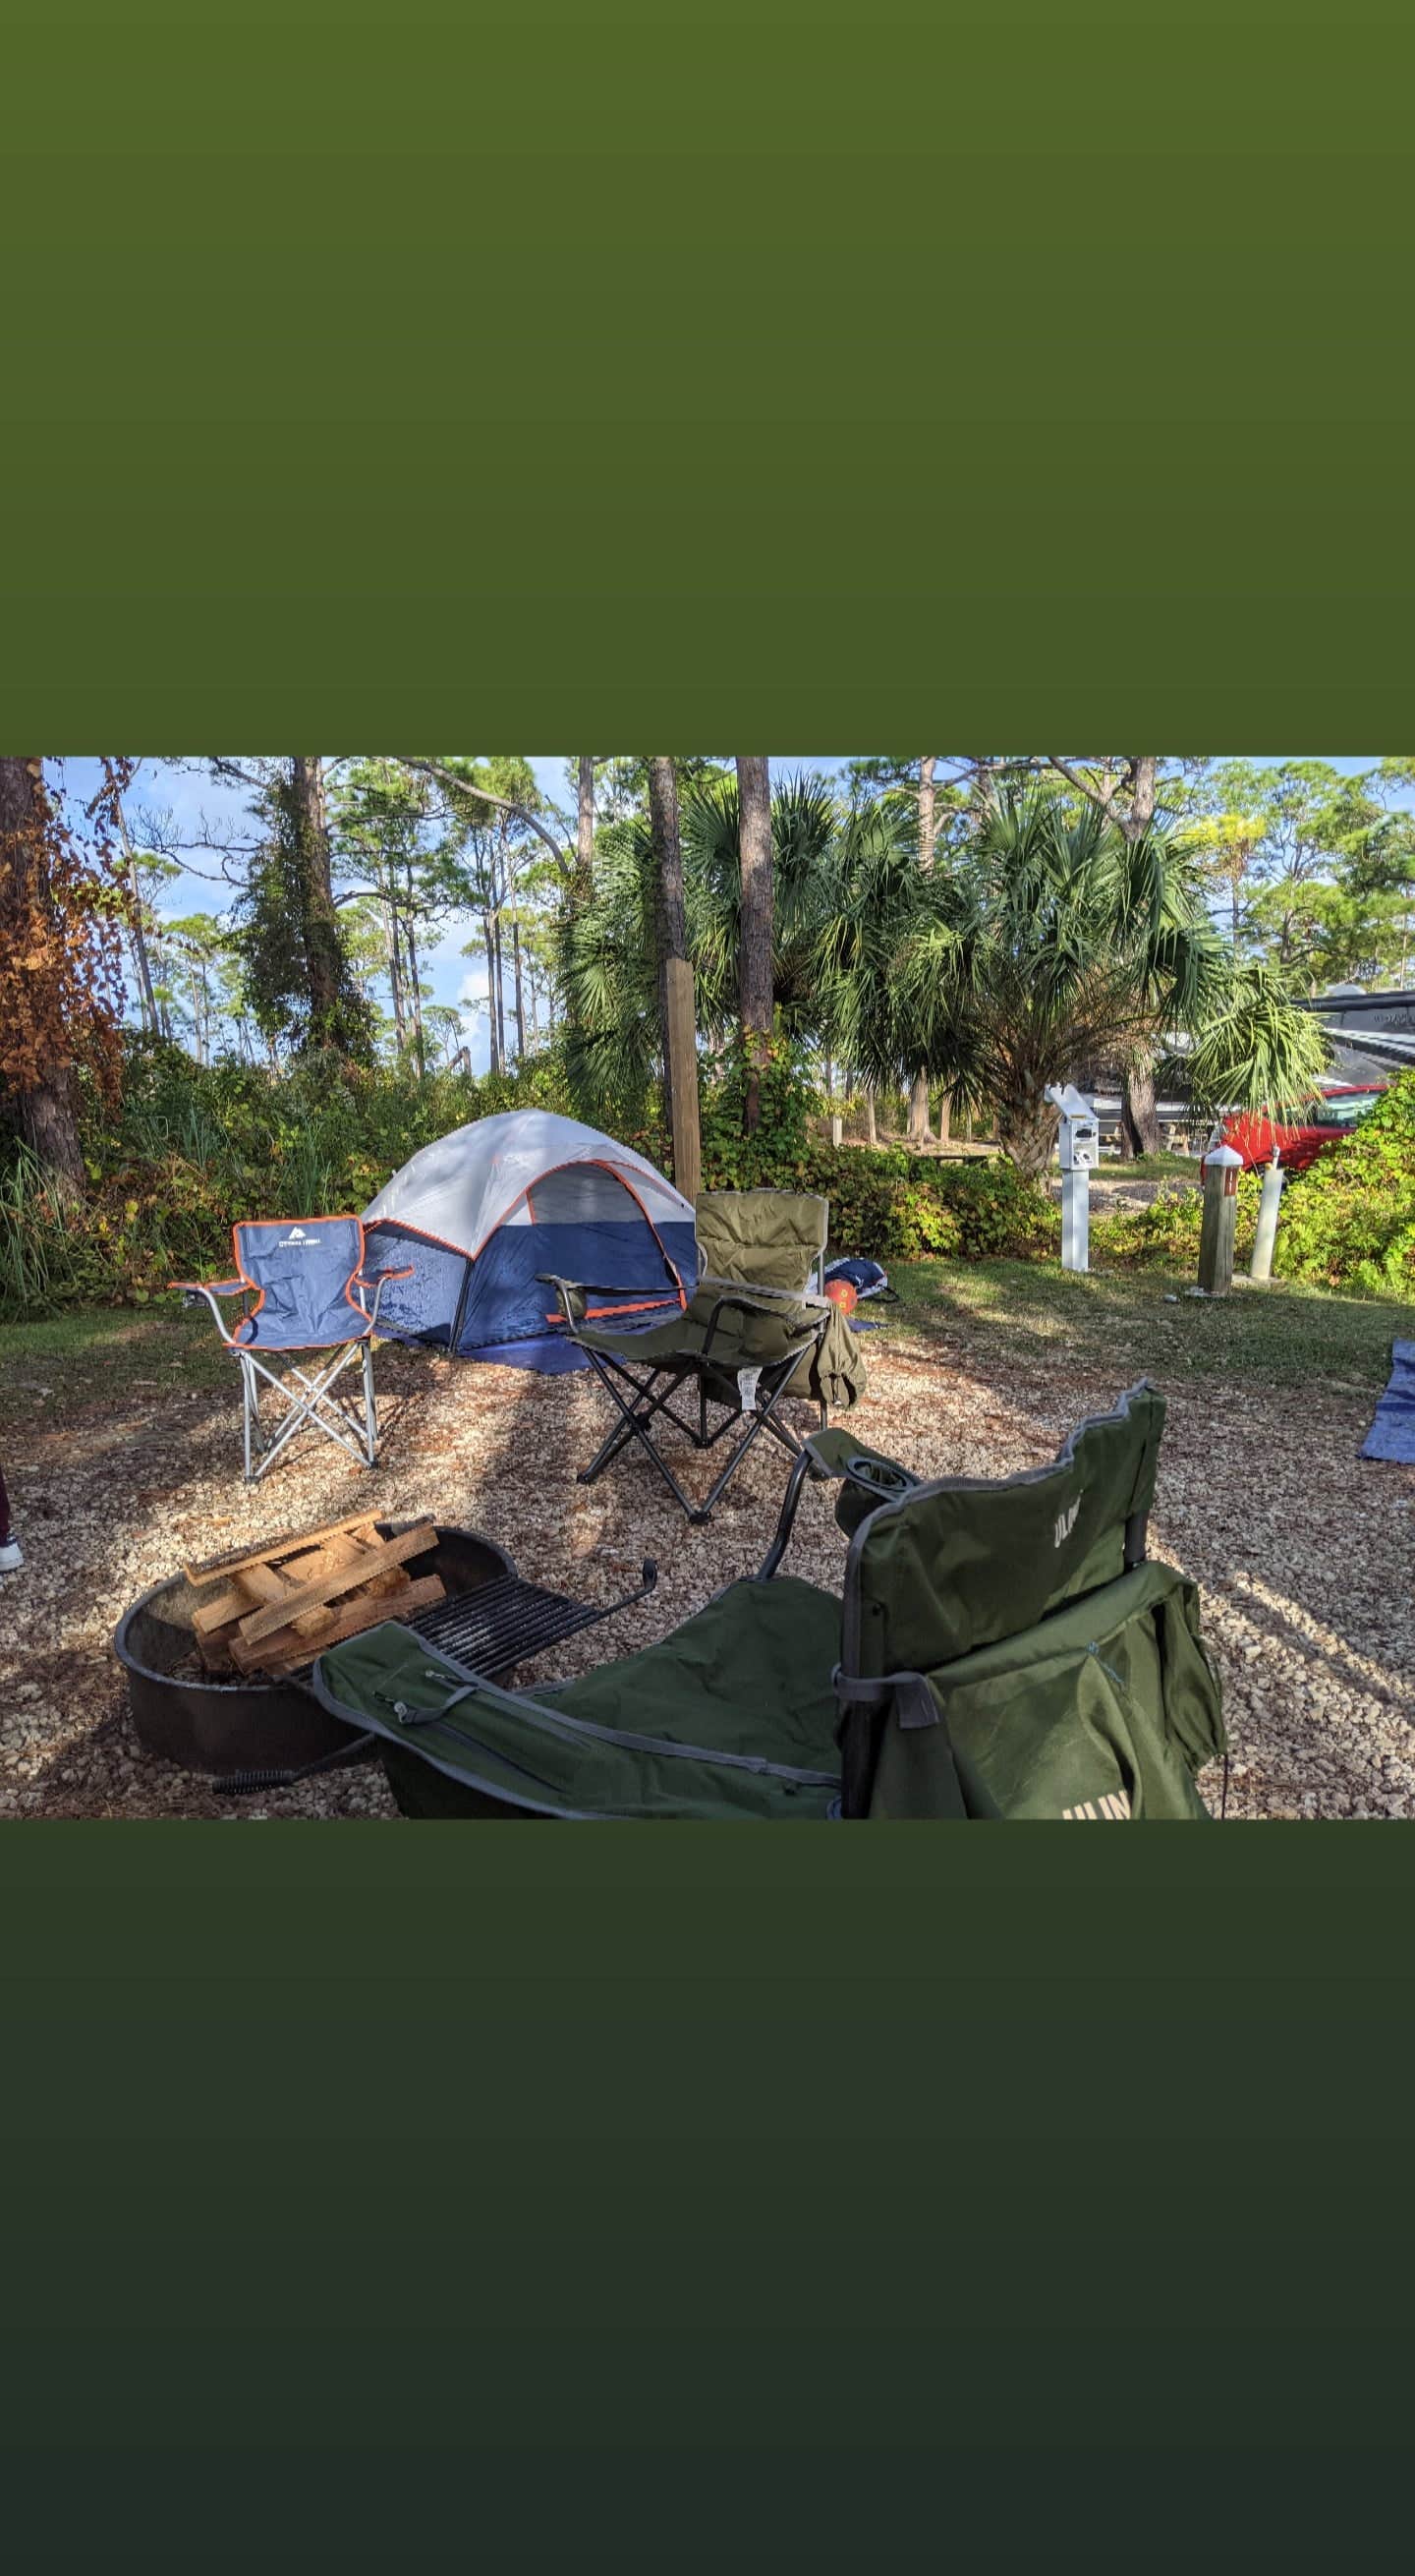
[353,1263,414,1331]
[538,1272,589,1327]
[756,1442,830,1578]
[758,1433,921,1579]
[538,1273,665,1330]
[803,1427,920,1498]
[170,1278,246,1339]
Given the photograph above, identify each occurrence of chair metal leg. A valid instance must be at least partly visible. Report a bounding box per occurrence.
[577,1360,702,1480]
[242,1356,255,1484]
[237,1340,379,1484]
[241,1354,271,1483]
[362,1340,377,1465]
[575,1350,714,1519]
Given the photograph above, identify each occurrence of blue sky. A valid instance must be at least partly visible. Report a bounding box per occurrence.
[55,754,1408,1075]
[57,753,855,1072]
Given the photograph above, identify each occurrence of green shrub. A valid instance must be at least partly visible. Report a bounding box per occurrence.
[695,1038,816,1188]
[0,1035,571,1321]
[794,1144,1059,1263]
[1273,1071,1415,1293]
[15,1028,1403,1324]
[1090,1174,1262,1273]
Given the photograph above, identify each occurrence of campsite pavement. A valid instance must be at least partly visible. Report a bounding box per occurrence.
[2,1282,1413,1820]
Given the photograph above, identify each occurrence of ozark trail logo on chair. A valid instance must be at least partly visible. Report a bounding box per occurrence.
[278,1226,314,1249]
[1053,1497,1080,1547]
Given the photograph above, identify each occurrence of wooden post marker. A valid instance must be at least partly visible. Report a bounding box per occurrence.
[1198,1143,1243,1294]
[664,953,702,1208]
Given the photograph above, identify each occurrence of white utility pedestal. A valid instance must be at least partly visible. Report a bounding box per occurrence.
[1046,1082,1100,1274]
[1249,1153,1285,1283]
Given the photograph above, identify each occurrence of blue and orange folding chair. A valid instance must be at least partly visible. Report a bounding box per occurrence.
[173,1216,412,1484]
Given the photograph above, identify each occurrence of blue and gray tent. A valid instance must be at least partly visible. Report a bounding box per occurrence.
[362,1111,700,1369]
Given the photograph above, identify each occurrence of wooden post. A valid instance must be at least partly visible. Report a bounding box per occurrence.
[1198,1144,1243,1294]
[664,954,701,1206]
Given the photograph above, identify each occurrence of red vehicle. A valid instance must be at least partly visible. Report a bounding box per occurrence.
[1210,1085,1387,1175]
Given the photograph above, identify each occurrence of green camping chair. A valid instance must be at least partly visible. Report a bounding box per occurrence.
[540,1188,865,1524]
[311,1380,1226,1821]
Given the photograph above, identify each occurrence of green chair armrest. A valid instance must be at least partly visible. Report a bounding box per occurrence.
[803,1428,921,1536]
[757,1428,919,1579]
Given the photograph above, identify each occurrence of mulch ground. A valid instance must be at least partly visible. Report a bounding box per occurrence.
[2,1316,1413,1819]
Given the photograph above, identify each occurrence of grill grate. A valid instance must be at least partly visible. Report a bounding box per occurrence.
[409,1563,656,1676]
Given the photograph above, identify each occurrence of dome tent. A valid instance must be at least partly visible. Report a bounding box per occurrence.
[363,1111,699,1370]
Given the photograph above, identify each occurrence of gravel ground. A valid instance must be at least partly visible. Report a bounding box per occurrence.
[2,1318,1413,1819]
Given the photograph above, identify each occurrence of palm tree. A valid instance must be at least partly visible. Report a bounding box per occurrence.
[820,783,1327,1179]
[558,773,839,1126]
[679,771,836,1039]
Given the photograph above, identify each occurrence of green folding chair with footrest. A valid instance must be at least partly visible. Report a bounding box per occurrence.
[311,1380,1226,1821]
[541,1187,865,1523]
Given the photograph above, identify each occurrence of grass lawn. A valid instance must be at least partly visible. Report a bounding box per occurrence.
[3,1262,1410,1411]
[887,1258,1413,1390]
[0,1302,232,1402]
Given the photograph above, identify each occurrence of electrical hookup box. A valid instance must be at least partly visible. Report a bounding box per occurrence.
[1047,1083,1100,1171]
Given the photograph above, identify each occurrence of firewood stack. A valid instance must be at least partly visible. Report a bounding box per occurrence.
[185,1514,443,1679]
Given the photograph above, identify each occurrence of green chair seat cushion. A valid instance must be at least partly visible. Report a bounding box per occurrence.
[313,1577,843,1821]
[544,1574,842,1762]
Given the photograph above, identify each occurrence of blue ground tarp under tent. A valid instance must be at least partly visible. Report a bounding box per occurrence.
[1361,1341,1415,1461]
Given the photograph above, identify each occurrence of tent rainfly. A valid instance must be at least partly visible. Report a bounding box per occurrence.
[363,1111,699,1369]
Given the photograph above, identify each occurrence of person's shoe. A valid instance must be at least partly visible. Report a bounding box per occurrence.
[0,1537,24,1574]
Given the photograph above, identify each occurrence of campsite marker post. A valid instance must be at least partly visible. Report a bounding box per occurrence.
[1248,1151,1285,1284]
[664,955,702,1207]
[1198,1143,1243,1294]
[1046,1082,1099,1274]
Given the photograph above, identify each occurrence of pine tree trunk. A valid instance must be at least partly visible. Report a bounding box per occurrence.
[649,757,690,1152]
[492,912,506,1071]
[111,789,158,1036]
[291,756,344,1046]
[406,907,425,1076]
[0,755,86,1203]
[483,920,500,1073]
[735,756,773,1132]
[908,756,937,1143]
[512,919,526,1061]
[1119,1053,1161,1159]
[919,755,936,869]
[576,757,595,899]
[385,894,406,1051]
[1118,757,1162,1156]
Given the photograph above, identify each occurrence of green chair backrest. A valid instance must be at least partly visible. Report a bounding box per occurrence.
[841,1381,1165,1680]
[695,1190,829,1295]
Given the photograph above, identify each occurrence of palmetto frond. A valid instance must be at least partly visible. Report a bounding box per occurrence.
[1175,958,1330,1114]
